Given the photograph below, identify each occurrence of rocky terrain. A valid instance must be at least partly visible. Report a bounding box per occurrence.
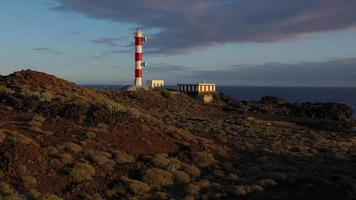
[0,70,355,200]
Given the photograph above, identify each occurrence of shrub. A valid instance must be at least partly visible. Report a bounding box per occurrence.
[46,147,59,156]
[0,85,13,94]
[59,153,73,164]
[213,169,225,178]
[0,131,6,143]
[114,151,135,164]
[257,179,278,188]
[233,185,249,196]
[85,132,96,139]
[27,127,43,133]
[22,175,37,186]
[186,184,200,195]
[196,179,211,189]
[36,194,64,200]
[87,151,114,166]
[182,164,201,177]
[121,177,151,194]
[192,152,217,168]
[143,168,173,189]
[70,163,96,182]
[174,171,191,184]
[0,183,13,195]
[0,194,22,200]
[62,143,82,154]
[4,130,37,145]
[152,154,171,168]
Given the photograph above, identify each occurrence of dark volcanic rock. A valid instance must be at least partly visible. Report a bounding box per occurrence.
[242,96,353,122]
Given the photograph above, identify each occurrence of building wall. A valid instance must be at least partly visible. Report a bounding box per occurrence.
[147,80,165,88]
[177,83,216,93]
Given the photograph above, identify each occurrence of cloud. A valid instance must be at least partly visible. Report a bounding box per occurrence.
[32,47,62,55]
[54,0,356,54]
[91,38,122,47]
[147,58,356,86]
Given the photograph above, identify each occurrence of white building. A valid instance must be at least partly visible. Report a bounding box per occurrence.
[147,80,165,89]
[177,82,216,93]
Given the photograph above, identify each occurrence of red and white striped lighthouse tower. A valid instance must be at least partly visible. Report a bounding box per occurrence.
[133,29,148,87]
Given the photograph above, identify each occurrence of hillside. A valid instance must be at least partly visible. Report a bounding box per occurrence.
[0,70,355,200]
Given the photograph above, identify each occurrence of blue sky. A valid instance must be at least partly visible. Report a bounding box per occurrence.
[1,0,356,86]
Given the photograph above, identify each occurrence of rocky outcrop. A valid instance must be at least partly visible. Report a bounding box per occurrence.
[241,96,353,122]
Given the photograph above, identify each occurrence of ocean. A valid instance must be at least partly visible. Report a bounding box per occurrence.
[85,85,356,119]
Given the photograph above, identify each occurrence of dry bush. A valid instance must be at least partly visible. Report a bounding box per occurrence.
[27,127,43,134]
[167,126,197,144]
[62,143,83,154]
[85,132,96,139]
[70,163,96,182]
[114,151,135,164]
[143,168,173,189]
[182,164,201,177]
[152,154,171,168]
[174,171,191,184]
[2,130,37,146]
[213,169,225,178]
[35,194,64,200]
[0,85,14,94]
[21,175,37,186]
[257,179,278,188]
[87,151,114,166]
[192,152,217,168]
[166,158,182,172]
[59,153,73,164]
[46,147,59,156]
[196,179,211,189]
[186,184,200,195]
[233,185,249,196]
[121,176,151,194]
[233,185,264,196]
[0,183,14,195]
[0,194,23,200]
[0,131,6,143]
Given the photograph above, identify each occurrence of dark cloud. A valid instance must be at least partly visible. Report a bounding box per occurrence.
[86,54,104,59]
[32,47,62,55]
[54,0,356,54]
[147,58,356,86]
[92,38,121,47]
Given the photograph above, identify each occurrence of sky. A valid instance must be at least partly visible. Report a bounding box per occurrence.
[0,0,356,86]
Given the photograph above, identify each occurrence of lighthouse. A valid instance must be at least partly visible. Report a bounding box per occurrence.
[133,29,148,87]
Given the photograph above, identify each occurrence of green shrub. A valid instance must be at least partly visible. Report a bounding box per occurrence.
[143,168,173,189]
[70,163,96,182]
